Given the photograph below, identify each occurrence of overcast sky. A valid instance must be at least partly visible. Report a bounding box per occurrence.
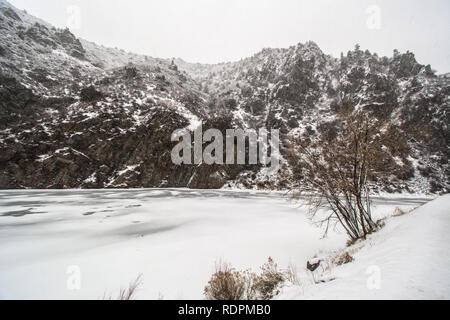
[8,0,450,72]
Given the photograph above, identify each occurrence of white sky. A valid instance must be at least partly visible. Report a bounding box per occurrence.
[8,0,450,73]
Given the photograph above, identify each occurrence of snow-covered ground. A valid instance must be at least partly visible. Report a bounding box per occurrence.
[0,189,442,300]
[280,194,450,300]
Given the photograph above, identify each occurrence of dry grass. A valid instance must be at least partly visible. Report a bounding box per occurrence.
[103,274,143,300]
[204,262,255,300]
[253,258,285,300]
[333,252,354,266]
[204,258,297,300]
[284,263,301,286]
[374,204,425,236]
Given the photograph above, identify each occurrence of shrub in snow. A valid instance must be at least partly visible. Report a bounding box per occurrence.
[204,262,255,300]
[252,258,285,300]
[204,258,290,300]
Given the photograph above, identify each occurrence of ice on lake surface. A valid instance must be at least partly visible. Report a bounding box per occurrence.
[0,189,431,299]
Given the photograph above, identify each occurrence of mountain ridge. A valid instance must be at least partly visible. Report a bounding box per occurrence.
[0,0,448,193]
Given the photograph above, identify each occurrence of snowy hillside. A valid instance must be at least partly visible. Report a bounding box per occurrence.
[279,194,450,299]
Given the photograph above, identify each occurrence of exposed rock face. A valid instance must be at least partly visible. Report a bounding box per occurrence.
[0,5,20,22]
[80,86,103,102]
[0,1,448,193]
[0,74,37,128]
[55,28,87,60]
[177,43,449,193]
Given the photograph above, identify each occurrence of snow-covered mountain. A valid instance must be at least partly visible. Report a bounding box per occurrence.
[0,0,448,193]
[177,43,449,193]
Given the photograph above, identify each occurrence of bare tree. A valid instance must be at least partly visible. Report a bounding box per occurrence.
[292,111,387,241]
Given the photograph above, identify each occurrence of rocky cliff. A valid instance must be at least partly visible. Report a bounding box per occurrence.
[0,1,448,193]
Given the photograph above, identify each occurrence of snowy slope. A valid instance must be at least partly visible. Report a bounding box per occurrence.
[279,194,450,300]
[80,39,164,70]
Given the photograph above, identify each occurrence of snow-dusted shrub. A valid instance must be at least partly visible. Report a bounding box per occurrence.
[204,258,291,300]
[252,258,285,300]
[204,262,256,300]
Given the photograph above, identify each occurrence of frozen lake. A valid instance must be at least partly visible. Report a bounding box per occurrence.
[0,189,431,300]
